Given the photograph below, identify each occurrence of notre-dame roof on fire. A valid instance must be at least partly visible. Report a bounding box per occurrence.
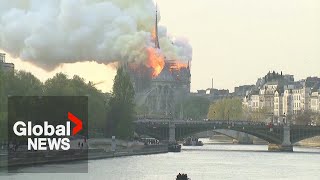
[126,8,191,118]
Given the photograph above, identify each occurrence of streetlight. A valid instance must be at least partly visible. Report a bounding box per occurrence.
[227,110,230,124]
[283,113,286,125]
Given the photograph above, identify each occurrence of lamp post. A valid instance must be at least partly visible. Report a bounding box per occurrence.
[283,113,286,125]
[269,113,274,132]
[227,110,230,124]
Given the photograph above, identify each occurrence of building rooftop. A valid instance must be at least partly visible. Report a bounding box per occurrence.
[0,53,15,72]
[153,64,175,82]
[0,53,6,62]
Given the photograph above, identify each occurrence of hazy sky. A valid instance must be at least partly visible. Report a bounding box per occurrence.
[2,0,320,92]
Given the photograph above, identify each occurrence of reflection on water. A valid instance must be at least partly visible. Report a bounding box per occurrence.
[2,139,320,180]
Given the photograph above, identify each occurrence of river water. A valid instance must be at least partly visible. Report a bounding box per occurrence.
[2,139,320,180]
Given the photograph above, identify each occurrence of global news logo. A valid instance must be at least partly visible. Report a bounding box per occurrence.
[12,112,83,151]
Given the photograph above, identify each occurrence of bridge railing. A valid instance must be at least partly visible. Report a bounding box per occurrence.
[134,119,320,128]
[135,119,271,126]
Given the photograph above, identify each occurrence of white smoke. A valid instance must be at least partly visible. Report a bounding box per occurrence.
[0,0,192,70]
[172,37,193,62]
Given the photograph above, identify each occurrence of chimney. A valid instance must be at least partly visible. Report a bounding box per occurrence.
[211,78,213,89]
[0,53,5,62]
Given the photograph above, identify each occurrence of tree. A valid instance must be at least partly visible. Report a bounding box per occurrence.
[207,98,244,120]
[175,96,210,120]
[0,69,6,140]
[44,73,109,136]
[295,110,314,125]
[0,69,113,140]
[44,73,73,95]
[0,68,4,116]
[107,66,135,139]
[248,107,269,122]
[0,70,44,140]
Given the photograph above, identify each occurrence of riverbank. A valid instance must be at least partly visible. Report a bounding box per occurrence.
[0,145,168,169]
[211,134,320,147]
[210,134,267,145]
[89,145,168,160]
[295,136,320,147]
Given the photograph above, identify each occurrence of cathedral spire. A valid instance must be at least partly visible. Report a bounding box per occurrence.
[155,4,160,49]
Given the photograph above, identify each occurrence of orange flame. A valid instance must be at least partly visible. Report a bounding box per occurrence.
[170,62,188,71]
[146,47,165,77]
[167,60,188,72]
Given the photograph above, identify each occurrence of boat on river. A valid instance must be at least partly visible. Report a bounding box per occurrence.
[183,137,203,146]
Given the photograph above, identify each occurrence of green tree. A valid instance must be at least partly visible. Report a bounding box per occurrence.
[44,73,109,136]
[107,66,135,139]
[241,106,269,122]
[1,70,43,97]
[207,98,244,120]
[0,69,5,140]
[44,73,74,95]
[0,68,4,116]
[175,96,210,120]
[295,110,314,125]
[136,104,148,117]
[0,70,43,140]
[0,70,110,139]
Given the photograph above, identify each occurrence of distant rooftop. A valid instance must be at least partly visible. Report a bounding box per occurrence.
[0,53,15,72]
[0,53,6,62]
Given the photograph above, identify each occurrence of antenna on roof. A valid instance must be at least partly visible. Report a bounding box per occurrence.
[212,78,213,89]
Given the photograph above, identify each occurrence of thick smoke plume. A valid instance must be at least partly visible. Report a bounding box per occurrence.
[0,0,192,71]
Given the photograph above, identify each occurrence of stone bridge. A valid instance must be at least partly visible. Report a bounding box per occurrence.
[134,119,320,152]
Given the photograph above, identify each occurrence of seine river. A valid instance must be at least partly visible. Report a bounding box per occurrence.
[2,139,320,180]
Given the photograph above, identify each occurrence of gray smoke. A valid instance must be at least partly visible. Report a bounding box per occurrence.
[0,0,192,70]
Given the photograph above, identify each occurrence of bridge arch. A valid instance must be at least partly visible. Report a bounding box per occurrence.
[292,136,320,145]
[134,121,283,144]
[174,125,282,144]
[290,126,320,144]
[134,120,320,150]
[181,129,256,144]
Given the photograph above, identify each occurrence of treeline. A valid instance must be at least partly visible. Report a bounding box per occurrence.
[174,96,264,121]
[4,68,318,141]
[208,98,320,125]
[0,70,110,139]
[0,67,136,140]
[208,98,283,121]
[208,98,244,120]
[106,66,135,139]
[175,96,210,120]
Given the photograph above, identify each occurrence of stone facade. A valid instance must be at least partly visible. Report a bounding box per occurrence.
[243,71,320,122]
[143,64,191,116]
[310,91,320,112]
[234,85,255,97]
[274,91,283,117]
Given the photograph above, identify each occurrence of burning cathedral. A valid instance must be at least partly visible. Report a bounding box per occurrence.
[127,8,191,118]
